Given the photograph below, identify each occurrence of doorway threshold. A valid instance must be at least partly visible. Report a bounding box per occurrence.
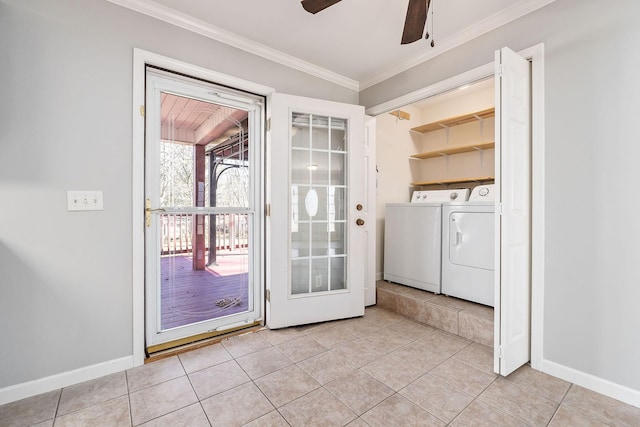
[145,322,263,363]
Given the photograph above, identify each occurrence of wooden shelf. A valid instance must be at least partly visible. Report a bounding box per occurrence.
[411,176,495,186]
[411,108,495,133]
[411,142,495,160]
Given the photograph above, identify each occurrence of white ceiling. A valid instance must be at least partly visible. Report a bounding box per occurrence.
[109,0,555,90]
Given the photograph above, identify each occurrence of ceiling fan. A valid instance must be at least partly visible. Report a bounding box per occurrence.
[301,0,432,45]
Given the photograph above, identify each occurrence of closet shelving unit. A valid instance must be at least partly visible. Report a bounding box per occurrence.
[409,107,495,187]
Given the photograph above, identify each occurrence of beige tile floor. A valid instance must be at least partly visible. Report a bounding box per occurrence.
[2,306,640,426]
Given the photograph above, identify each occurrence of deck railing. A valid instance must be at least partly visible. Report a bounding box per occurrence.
[160,213,249,255]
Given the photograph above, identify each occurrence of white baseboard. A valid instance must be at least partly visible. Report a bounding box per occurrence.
[0,356,134,405]
[541,359,640,408]
[376,272,383,281]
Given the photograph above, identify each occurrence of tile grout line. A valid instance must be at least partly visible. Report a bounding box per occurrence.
[128,356,203,426]
[177,352,214,427]
[249,373,292,426]
[53,386,63,422]
[357,391,399,422]
[124,369,134,427]
[543,379,574,426]
[395,342,473,425]
[349,316,442,423]
[446,374,500,426]
[225,334,301,426]
[478,375,559,425]
[546,383,608,426]
[230,338,284,424]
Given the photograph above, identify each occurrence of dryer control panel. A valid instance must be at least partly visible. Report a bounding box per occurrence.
[469,184,496,201]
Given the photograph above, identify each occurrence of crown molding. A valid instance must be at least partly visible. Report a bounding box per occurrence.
[106,0,360,91]
[108,0,556,93]
[359,0,557,90]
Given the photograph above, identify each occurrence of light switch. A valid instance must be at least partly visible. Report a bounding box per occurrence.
[67,190,104,211]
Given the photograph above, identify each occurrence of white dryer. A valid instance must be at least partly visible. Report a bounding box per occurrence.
[384,189,469,293]
[441,185,496,306]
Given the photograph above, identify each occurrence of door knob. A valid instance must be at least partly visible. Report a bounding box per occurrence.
[356,218,365,226]
[356,204,363,211]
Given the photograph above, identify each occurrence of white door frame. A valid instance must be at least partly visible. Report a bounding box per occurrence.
[365,43,545,370]
[364,116,377,306]
[132,48,274,366]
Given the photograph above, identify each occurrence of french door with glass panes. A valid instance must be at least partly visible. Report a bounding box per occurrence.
[267,93,367,328]
[144,68,263,350]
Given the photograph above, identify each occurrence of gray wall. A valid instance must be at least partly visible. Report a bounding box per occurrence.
[363,0,640,392]
[2,0,639,397]
[0,0,356,389]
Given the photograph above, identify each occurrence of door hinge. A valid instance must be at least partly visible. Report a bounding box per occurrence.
[139,105,145,117]
[497,345,503,358]
[265,203,271,217]
[496,203,504,216]
[497,64,505,78]
[266,289,270,302]
[266,118,271,131]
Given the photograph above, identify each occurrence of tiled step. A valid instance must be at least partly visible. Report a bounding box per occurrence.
[376,281,494,347]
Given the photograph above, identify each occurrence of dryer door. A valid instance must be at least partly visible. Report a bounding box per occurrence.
[448,211,494,270]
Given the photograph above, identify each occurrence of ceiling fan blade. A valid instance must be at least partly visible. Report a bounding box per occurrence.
[401,0,430,44]
[301,0,342,14]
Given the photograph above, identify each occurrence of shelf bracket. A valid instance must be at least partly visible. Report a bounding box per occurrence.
[389,110,410,121]
[478,115,485,135]
[470,145,486,167]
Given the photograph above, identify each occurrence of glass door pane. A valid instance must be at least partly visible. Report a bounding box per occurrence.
[158,93,251,330]
[145,69,263,349]
[290,113,348,296]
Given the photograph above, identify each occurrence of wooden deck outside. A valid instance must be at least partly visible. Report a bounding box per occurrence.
[161,252,249,330]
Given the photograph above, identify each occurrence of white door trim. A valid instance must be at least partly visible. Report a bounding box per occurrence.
[364,43,545,371]
[364,116,377,306]
[132,48,274,366]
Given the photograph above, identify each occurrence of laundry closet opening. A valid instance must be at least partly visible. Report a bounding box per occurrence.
[375,77,497,348]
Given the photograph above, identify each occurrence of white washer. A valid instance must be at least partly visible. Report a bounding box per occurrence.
[384,189,469,293]
[441,184,496,306]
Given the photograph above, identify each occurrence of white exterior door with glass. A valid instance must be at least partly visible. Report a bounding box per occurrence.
[267,93,368,328]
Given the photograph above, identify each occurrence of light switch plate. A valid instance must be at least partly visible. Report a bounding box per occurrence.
[67,190,104,211]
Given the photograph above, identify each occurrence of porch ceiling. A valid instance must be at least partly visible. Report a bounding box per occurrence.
[160,92,247,146]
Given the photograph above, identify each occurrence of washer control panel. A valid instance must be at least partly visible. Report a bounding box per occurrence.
[411,189,470,203]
